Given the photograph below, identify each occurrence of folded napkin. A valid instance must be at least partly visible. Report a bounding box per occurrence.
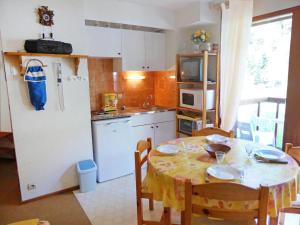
[254,154,288,164]
[24,66,47,111]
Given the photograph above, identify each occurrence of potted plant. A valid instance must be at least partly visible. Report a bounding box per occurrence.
[191,29,211,53]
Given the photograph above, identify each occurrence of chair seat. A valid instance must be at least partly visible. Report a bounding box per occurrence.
[192,216,256,225]
[291,194,300,208]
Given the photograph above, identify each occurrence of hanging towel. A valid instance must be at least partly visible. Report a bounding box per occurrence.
[24,66,47,111]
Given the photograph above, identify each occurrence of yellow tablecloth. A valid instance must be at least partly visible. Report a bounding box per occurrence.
[144,137,299,217]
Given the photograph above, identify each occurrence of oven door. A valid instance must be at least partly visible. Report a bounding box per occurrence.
[179,119,193,135]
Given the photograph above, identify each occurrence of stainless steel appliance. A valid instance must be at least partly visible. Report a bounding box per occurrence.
[180,56,203,82]
[179,88,215,110]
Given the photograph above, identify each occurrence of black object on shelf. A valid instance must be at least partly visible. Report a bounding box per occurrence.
[24,39,73,55]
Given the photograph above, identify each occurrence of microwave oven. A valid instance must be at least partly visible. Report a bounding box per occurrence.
[177,115,213,135]
[180,57,203,82]
[179,89,215,110]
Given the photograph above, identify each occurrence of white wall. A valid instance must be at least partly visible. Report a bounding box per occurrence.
[176,2,219,28]
[254,0,300,16]
[0,0,93,201]
[0,32,11,132]
[84,0,176,30]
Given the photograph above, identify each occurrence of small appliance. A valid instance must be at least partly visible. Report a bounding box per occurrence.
[102,93,118,112]
[179,89,215,110]
[177,114,213,135]
[180,56,203,82]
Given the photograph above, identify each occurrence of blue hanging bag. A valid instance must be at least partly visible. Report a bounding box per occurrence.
[24,62,47,111]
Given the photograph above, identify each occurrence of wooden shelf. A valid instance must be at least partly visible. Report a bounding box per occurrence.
[178,52,218,58]
[176,50,220,132]
[176,107,216,113]
[4,52,88,75]
[4,52,88,58]
[176,107,202,113]
[176,81,216,85]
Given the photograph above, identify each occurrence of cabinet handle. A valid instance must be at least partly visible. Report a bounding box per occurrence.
[156,126,159,128]
[147,66,150,69]
[151,126,154,129]
[118,52,121,55]
[142,66,145,69]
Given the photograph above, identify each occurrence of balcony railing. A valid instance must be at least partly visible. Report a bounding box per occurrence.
[237,97,286,149]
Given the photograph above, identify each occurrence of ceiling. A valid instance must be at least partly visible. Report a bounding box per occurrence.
[124,0,211,11]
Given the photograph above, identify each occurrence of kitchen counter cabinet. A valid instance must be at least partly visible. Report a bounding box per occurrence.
[131,111,176,147]
[92,111,176,182]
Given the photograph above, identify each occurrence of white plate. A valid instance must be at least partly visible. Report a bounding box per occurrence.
[207,165,241,180]
[255,149,286,160]
[156,144,179,155]
[206,134,228,144]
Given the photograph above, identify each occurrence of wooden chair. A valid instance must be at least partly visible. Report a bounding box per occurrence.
[192,127,235,138]
[135,138,171,225]
[184,181,269,225]
[278,143,300,225]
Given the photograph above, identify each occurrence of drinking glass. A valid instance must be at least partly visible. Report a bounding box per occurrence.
[215,151,225,164]
[245,144,254,159]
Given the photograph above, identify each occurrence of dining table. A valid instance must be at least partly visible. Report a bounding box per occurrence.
[144,136,300,225]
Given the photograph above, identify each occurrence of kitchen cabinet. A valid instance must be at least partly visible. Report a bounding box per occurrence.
[92,111,176,182]
[92,118,133,182]
[154,121,176,146]
[131,111,176,147]
[122,29,146,71]
[145,32,166,71]
[86,26,122,58]
[122,30,166,71]
[131,124,154,145]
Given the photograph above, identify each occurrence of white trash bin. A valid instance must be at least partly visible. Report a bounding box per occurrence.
[77,159,97,193]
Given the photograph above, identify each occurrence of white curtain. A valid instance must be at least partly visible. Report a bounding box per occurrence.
[220,0,253,131]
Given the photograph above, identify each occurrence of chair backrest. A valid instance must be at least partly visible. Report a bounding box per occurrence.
[192,127,234,138]
[236,122,254,141]
[285,143,300,165]
[135,138,152,195]
[184,181,269,225]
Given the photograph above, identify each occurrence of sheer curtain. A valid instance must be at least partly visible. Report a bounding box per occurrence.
[220,0,253,131]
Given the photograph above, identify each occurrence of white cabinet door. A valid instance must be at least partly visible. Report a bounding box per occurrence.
[122,30,146,71]
[93,119,133,182]
[86,26,122,58]
[154,121,176,147]
[131,124,154,147]
[145,32,166,71]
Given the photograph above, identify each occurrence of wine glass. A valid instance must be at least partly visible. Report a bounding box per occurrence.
[215,151,225,164]
[245,144,254,159]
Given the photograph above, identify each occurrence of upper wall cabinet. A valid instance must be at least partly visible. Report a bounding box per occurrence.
[145,32,166,72]
[122,30,146,71]
[86,26,122,58]
[122,30,166,71]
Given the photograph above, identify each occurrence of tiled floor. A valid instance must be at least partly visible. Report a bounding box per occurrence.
[74,174,181,225]
[75,173,300,225]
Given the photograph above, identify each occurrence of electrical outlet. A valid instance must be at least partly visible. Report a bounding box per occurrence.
[27,184,36,191]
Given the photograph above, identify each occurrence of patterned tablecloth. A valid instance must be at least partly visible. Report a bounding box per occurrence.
[144,137,299,217]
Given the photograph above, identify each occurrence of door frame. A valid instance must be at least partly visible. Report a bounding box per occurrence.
[252,5,300,147]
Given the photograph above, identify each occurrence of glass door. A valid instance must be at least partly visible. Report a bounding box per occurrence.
[236,14,292,149]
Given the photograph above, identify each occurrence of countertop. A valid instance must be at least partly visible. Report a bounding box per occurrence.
[91,106,175,121]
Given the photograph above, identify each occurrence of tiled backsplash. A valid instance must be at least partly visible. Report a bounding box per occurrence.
[88,58,176,112]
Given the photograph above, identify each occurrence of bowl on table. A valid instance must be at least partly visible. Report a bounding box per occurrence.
[204,143,231,158]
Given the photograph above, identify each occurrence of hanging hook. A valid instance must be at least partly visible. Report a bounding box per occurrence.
[21,58,47,76]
